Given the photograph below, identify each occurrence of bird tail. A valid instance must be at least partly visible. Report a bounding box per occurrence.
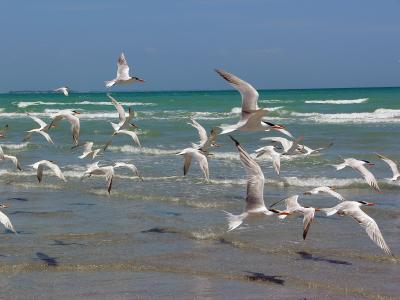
[110,122,120,131]
[222,211,247,231]
[105,80,116,88]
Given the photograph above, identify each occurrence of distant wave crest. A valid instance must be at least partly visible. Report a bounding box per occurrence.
[305,98,368,104]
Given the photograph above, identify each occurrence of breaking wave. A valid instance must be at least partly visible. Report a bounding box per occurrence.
[15,101,155,108]
[305,98,368,104]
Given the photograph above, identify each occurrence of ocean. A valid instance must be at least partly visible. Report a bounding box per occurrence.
[0,88,399,299]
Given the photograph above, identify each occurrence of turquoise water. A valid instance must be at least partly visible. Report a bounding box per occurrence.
[0,88,399,299]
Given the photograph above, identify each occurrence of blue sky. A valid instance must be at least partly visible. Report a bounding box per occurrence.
[1,0,399,92]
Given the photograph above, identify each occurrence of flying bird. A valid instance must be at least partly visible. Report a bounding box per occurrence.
[30,160,66,183]
[297,142,333,156]
[254,145,281,175]
[321,201,393,256]
[82,162,114,194]
[24,114,54,144]
[105,52,145,88]
[223,136,275,231]
[177,148,209,182]
[54,86,69,96]
[114,162,143,181]
[1,155,22,171]
[304,186,345,201]
[270,195,319,240]
[188,118,219,155]
[72,141,110,159]
[376,153,400,181]
[49,110,80,145]
[215,69,286,135]
[108,94,139,132]
[332,158,380,191]
[0,204,16,233]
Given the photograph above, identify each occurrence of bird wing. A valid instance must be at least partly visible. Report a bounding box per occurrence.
[351,208,392,256]
[284,195,301,213]
[0,210,16,233]
[376,153,400,179]
[102,167,114,194]
[44,161,66,182]
[324,187,345,201]
[3,155,22,171]
[116,130,141,147]
[270,150,281,176]
[230,136,265,212]
[354,164,380,191]
[188,118,208,146]
[215,69,259,122]
[284,136,304,155]
[28,114,48,129]
[302,208,315,240]
[37,130,54,144]
[261,137,292,153]
[83,142,94,153]
[182,153,193,176]
[108,94,126,123]
[192,150,209,181]
[116,53,130,80]
[62,113,80,145]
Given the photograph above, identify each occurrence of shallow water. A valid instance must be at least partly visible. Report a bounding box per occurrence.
[0,88,399,299]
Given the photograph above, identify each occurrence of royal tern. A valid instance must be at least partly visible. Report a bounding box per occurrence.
[177,148,209,182]
[24,114,54,144]
[215,69,286,135]
[82,162,114,194]
[297,142,333,156]
[0,204,16,233]
[30,160,66,183]
[332,158,380,191]
[321,201,393,256]
[376,153,400,181]
[49,110,80,145]
[270,195,319,240]
[304,186,345,201]
[223,136,275,231]
[114,162,143,181]
[108,94,139,132]
[54,86,69,96]
[72,141,110,159]
[105,52,145,88]
[254,145,281,175]
[188,118,219,155]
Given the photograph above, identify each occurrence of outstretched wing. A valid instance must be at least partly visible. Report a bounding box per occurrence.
[116,53,130,80]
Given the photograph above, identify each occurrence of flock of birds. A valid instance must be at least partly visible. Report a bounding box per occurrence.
[0,53,397,258]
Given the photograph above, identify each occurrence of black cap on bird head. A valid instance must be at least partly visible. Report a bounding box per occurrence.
[262,121,285,129]
[358,200,375,206]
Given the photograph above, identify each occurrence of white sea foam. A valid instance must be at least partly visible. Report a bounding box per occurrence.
[108,145,178,155]
[259,99,294,104]
[291,108,400,124]
[305,98,368,104]
[1,142,29,150]
[16,101,155,108]
[229,106,284,114]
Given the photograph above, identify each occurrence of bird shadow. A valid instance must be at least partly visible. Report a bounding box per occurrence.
[296,251,352,265]
[36,252,58,266]
[49,240,85,246]
[6,197,28,202]
[69,203,96,207]
[141,227,177,234]
[244,271,285,285]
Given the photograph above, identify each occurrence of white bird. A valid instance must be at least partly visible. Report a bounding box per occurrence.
[105,52,145,88]
[254,145,281,175]
[54,86,69,96]
[321,201,393,256]
[30,160,66,183]
[112,129,141,147]
[223,136,275,231]
[304,186,345,201]
[72,141,110,159]
[376,153,400,181]
[49,110,80,145]
[108,94,139,132]
[215,69,287,135]
[114,162,143,181]
[1,154,22,171]
[188,118,218,154]
[177,148,209,182]
[0,145,4,160]
[261,136,303,155]
[82,162,114,194]
[270,195,319,240]
[24,114,54,144]
[0,204,16,233]
[332,158,380,191]
[297,142,333,156]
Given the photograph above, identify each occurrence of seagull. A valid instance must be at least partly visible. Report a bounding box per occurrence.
[269,195,319,240]
[177,148,209,182]
[188,118,219,155]
[49,110,80,145]
[114,162,143,181]
[332,158,380,191]
[112,129,141,147]
[304,186,345,201]
[29,160,66,183]
[54,86,69,96]
[1,155,22,171]
[223,136,275,231]
[215,69,287,135]
[24,114,54,144]
[0,204,16,233]
[82,162,114,194]
[105,52,145,88]
[72,141,111,159]
[321,201,393,256]
[254,145,281,175]
[108,94,139,132]
[376,153,400,181]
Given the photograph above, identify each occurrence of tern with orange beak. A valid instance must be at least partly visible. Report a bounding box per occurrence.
[105,52,145,88]
[304,186,345,201]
